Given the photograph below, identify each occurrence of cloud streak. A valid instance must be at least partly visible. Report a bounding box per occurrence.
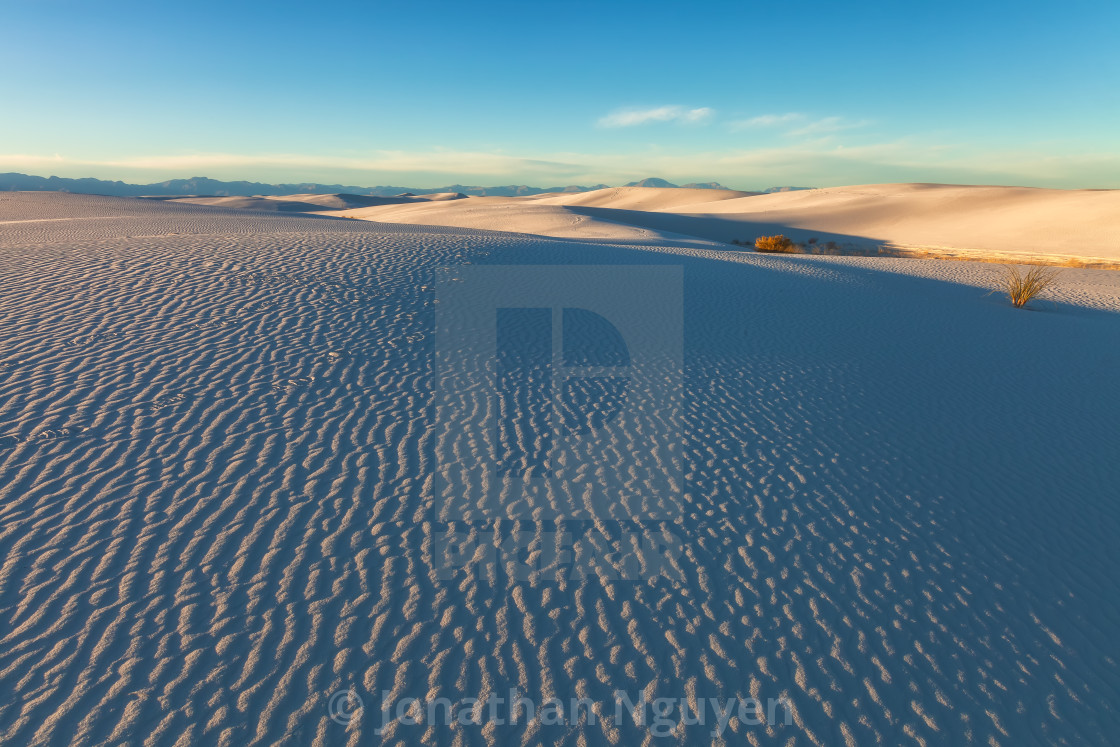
[787,116,872,137]
[729,113,805,130]
[3,140,1117,190]
[0,150,584,179]
[598,106,714,128]
[729,113,871,138]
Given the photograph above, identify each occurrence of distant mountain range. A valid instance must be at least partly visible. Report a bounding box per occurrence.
[0,172,797,198]
[622,178,732,190]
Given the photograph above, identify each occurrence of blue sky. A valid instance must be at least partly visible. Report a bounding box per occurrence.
[2,0,1118,189]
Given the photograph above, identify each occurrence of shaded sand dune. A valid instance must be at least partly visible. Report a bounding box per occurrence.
[340,184,1120,262]
[533,185,758,210]
[1,192,1119,745]
[331,187,755,244]
[333,195,711,244]
[167,195,349,212]
[166,192,467,213]
[258,193,416,210]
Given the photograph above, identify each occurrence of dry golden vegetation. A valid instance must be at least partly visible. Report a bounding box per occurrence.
[753,235,799,253]
[1004,264,1060,308]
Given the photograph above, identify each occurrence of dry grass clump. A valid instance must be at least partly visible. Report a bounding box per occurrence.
[1004,264,1059,308]
[754,235,798,253]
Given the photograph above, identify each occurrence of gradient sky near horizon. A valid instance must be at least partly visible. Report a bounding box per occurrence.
[2,0,1118,189]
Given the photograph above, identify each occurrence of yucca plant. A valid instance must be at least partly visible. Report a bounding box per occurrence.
[754,235,798,253]
[1004,264,1059,308]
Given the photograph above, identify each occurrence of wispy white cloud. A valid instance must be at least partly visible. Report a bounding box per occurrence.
[787,116,872,137]
[3,140,1118,190]
[729,113,804,130]
[729,113,871,138]
[0,150,584,179]
[598,106,714,128]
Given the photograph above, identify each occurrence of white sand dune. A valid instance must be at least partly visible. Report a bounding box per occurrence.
[339,183,1120,262]
[1,191,1118,745]
[332,195,710,244]
[167,191,467,213]
[330,187,759,244]
[679,183,1120,258]
[260,193,416,209]
[165,195,338,212]
[533,185,759,210]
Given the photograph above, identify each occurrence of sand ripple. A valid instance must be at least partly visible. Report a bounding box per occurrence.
[1,193,1118,745]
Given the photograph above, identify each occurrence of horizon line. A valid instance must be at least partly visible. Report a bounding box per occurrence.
[4,170,1115,195]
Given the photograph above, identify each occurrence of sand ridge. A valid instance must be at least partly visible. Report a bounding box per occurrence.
[164,191,467,213]
[0,192,1118,745]
[329,183,1120,262]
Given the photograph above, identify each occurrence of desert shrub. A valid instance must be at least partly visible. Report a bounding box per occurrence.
[807,237,818,244]
[1004,264,1059,308]
[754,235,798,253]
